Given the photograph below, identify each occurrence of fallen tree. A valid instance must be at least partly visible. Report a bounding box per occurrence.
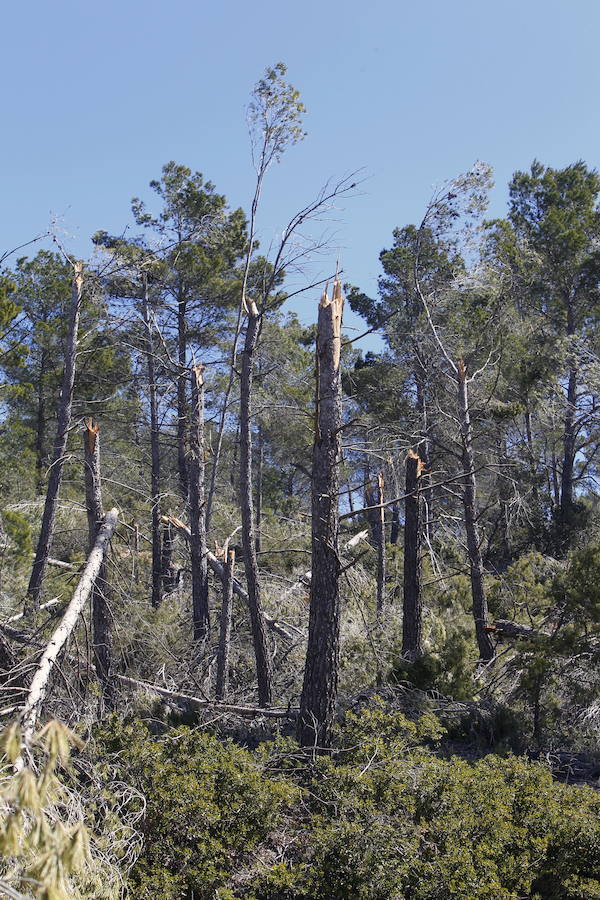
[161,515,303,642]
[19,508,119,750]
[115,674,297,719]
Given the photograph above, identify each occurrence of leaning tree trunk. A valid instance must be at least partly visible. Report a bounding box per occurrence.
[402,451,423,659]
[457,360,494,661]
[298,280,344,749]
[26,261,84,614]
[142,273,163,609]
[215,548,235,700]
[19,509,119,754]
[83,419,113,706]
[239,301,272,706]
[189,364,210,647]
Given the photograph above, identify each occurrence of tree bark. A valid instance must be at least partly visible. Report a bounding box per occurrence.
[560,365,578,527]
[19,509,119,750]
[177,291,189,500]
[189,364,210,646]
[215,548,235,700]
[35,353,47,492]
[255,425,264,554]
[298,281,344,749]
[142,272,163,608]
[390,504,400,545]
[375,472,386,617]
[160,520,178,593]
[26,262,84,613]
[239,302,272,706]
[83,419,113,705]
[457,360,494,661]
[402,452,423,659]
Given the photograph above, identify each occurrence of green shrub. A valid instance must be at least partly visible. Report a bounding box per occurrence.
[91,712,600,900]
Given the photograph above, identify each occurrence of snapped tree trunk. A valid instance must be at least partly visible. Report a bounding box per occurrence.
[189,364,210,647]
[83,419,113,705]
[215,548,235,700]
[19,509,119,751]
[457,360,494,661]
[142,272,163,608]
[26,261,84,613]
[298,280,344,749]
[402,451,423,659]
[239,302,272,706]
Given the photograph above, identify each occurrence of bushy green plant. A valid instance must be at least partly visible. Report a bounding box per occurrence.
[90,712,600,900]
[92,718,298,899]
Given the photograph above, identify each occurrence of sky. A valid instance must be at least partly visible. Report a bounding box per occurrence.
[1,0,599,349]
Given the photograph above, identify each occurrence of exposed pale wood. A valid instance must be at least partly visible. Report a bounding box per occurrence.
[19,509,119,748]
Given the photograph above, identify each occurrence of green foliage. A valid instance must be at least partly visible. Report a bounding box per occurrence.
[3,509,32,562]
[86,713,600,900]
[248,62,306,168]
[92,719,297,900]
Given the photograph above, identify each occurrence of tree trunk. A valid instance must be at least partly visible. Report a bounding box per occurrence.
[298,281,344,749]
[142,273,163,609]
[415,364,434,548]
[161,514,301,642]
[402,451,423,659]
[83,419,113,706]
[189,364,210,647]
[375,471,386,617]
[255,425,264,554]
[215,548,235,700]
[239,303,272,706]
[177,292,189,500]
[457,360,494,661]
[560,365,578,527]
[390,504,400,545]
[35,353,47,492]
[19,509,119,751]
[160,520,178,593]
[26,262,84,613]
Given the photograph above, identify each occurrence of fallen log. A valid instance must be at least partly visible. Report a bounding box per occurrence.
[19,509,119,750]
[161,515,303,642]
[485,619,548,640]
[6,596,63,625]
[115,674,297,719]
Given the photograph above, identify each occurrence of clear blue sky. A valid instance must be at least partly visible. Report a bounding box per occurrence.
[2,0,599,347]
